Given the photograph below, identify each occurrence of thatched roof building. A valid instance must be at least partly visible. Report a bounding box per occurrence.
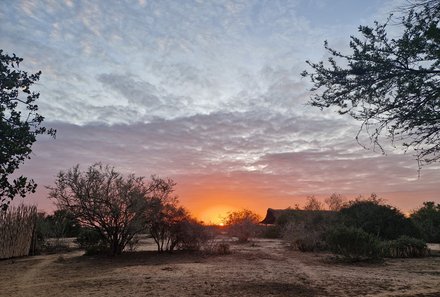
[260,208,337,225]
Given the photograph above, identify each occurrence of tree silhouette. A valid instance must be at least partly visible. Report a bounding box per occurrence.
[1,50,55,210]
[302,2,440,167]
[48,164,149,255]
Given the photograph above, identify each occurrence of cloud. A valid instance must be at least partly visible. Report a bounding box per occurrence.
[20,109,440,212]
[3,0,437,216]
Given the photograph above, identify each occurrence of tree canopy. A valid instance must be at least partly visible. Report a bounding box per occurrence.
[0,50,55,210]
[302,1,440,167]
[411,201,440,242]
[48,164,149,255]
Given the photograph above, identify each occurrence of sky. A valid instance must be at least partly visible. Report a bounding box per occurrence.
[1,0,439,224]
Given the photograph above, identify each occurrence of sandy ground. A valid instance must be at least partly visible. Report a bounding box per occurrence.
[1,238,440,297]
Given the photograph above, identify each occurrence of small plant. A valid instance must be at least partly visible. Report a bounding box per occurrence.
[326,225,382,261]
[202,240,231,255]
[126,236,140,252]
[381,236,428,258]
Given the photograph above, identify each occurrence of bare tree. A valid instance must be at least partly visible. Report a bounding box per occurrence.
[303,195,324,211]
[146,176,190,252]
[325,193,345,211]
[48,164,149,255]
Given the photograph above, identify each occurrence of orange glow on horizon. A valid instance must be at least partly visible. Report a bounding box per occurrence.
[198,205,237,225]
[175,177,291,224]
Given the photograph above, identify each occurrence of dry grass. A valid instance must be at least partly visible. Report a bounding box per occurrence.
[1,238,440,297]
[0,205,36,259]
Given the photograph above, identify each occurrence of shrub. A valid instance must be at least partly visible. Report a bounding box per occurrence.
[202,240,231,255]
[326,225,382,261]
[224,209,260,242]
[381,236,428,258]
[283,221,327,252]
[176,219,211,251]
[260,225,282,239]
[281,211,335,252]
[75,228,109,255]
[339,199,421,240]
[411,201,440,243]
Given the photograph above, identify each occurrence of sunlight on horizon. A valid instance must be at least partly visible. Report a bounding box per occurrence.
[198,205,237,225]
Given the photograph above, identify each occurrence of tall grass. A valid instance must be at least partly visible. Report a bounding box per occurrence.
[0,205,37,259]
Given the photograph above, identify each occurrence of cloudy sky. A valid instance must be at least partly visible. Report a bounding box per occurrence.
[2,0,439,223]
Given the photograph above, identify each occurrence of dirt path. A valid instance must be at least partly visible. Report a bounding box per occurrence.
[1,239,440,297]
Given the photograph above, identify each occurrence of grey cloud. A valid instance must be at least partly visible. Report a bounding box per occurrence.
[20,109,440,212]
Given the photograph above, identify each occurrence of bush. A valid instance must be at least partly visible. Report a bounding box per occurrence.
[281,211,335,252]
[176,220,211,251]
[381,236,428,258]
[260,225,282,239]
[326,226,382,261]
[283,221,326,252]
[339,199,421,240]
[224,209,260,242]
[411,201,440,243]
[75,228,108,255]
[202,240,231,255]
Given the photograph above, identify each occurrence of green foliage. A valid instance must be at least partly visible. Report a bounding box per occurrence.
[224,209,260,242]
[0,50,55,210]
[302,3,440,166]
[411,201,440,243]
[381,236,428,258]
[326,225,382,261]
[339,199,421,240]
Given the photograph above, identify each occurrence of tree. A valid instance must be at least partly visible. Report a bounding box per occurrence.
[339,198,421,240]
[411,201,440,242]
[325,193,345,211]
[147,178,190,252]
[303,195,324,211]
[48,164,149,255]
[224,209,260,242]
[45,209,81,238]
[302,2,440,167]
[0,50,55,210]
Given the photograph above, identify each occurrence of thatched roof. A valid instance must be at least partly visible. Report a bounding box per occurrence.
[260,208,336,225]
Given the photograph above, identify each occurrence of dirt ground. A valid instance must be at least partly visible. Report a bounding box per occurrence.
[1,238,440,297]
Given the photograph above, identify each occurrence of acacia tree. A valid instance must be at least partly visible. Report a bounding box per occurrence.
[48,164,149,255]
[1,50,55,210]
[146,176,190,252]
[302,1,440,167]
